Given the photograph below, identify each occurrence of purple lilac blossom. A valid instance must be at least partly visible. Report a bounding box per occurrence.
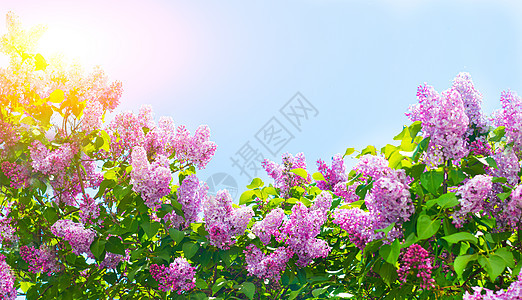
[501,184,522,229]
[244,244,293,281]
[452,72,488,137]
[493,90,522,151]
[150,257,196,294]
[452,175,493,227]
[316,154,348,190]
[406,84,469,166]
[20,245,59,275]
[203,190,254,249]
[164,174,208,230]
[398,244,435,290]
[353,154,390,179]
[332,207,375,250]
[464,273,522,299]
[130,146,172,210]
[173,125,217,169]
[490,147,520,186]
[79,195,101,225]
[262,152,311,198]
[252,207,285,245]
[280,191,332,267]
[0,254,16,300]
[51,219,96,257]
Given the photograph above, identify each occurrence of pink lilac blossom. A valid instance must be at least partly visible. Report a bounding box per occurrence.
[29,141,76,175]
[203,190,254,249]
[130,146,172,210]
[397,244,435,290]
[98,248,130,270]
[0,120,19,155]
[145,116,176,158]
[20,245,59,275]
[252,207,285,245]
[1,161,28,189]
[490,148,520,186]
[464,273,522,299]
[332,181,360,203]
[353,154,390,179]
[107,106,151,158]
[452,72,488,137]
[316,154,348,191]
[406,84,469,166]
[51,219,96,257]
[164,174,208,230]
[469,139,492,157]
[173,125,217,169]
[0,254,16,300]
[262,152,311,198]
[280,192,332,267]
[453,175,493,227]
[149,257,196,294]
[493,90,522,151]
[0,205,16,246]
[333,207,376,250]
[79,195,101,225]
[82,100,103,132]
[244,244,293,281]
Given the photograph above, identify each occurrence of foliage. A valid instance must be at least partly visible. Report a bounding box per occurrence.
[1,12,522,300]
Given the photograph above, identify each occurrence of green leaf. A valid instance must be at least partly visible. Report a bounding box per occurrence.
[408,121,422,138]
[212,278,228,295]
[312,286,329,297]
[495,248,515,268]
[105,236,125,256]
[420,170,444,195]
[412,137,430,161]
[169,228,185,244]
[235,282,256,300]
[416,215,440,240]
[489,126,505,142]
[344,147,355,157]
[141,221,161,239]
[360,145,377,156]
[478,254,506,282]
[375,261,397,287]
[90,238,106,261]
[375,222,396,235]
[196,278,208,289]
[239,190,255,205]
[49,89,65,103]
[246,178,263,189]
[20,282,35,293]
[379,239,400,265]
[182,242,199,259]
[442,232,478,245]
[497,191,511,201]
[454,253,477,279]
[290,168,308,180]
[436,192,459,209]
[312,172,326,182]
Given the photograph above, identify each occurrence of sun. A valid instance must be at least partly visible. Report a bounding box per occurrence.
[37,24,103,68]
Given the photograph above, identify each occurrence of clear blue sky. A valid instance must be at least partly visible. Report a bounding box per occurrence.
[2,0,522,200]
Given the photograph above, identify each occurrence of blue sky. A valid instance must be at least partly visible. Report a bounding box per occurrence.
[1,0,522,200]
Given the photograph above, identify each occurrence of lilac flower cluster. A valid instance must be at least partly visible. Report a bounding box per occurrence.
[316,154,348,191]
[490,148,520,186]
[79,195,101,225]
[29,141,76,175]
[0,161,28,189]
[493,90,522,151]
[0,254,15,300]
[398,244,435,290]
[452,72,488,137]
[248,191,332,280]
[149,257,196,294]
[203,190,254,249]
[98,247,130,270]
[145,116,176,158]
[51,219,96,257]
[452,175,493,227]
[464,273,522,299]
[164,174,208,230]
[332,207,374,250]
[130,146,172,210]
[19,245,59,275]
[0,120,19,156]
[82,100,103,133]
[107,106,151,158]
[174,125,217,169]
[252,208,284,245]
[407,83,469,165]
[0,206,17,246]
[244,245,293,281]
[334,156,414,249]
[262,152,311,198]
